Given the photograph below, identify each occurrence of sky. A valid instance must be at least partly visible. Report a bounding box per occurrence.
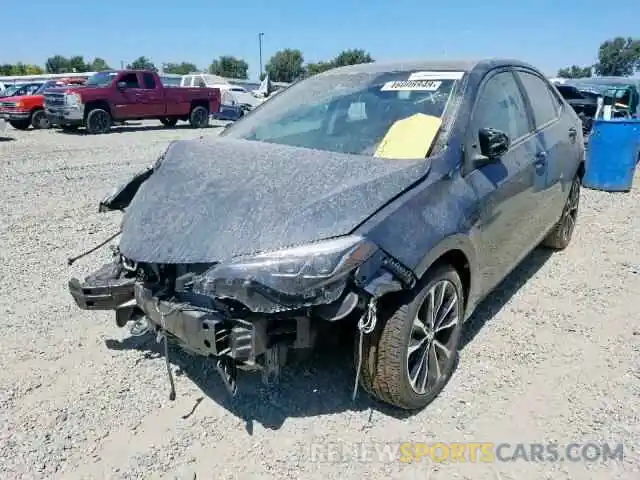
[3,0,639,80]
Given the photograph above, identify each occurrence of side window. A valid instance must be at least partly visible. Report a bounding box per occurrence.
[142,73,156,89]
[473,72,530,141]
[517,72,561,127]
[120,73,140,88]
[197,77,206,88]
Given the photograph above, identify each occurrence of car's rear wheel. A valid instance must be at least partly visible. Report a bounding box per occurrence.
[85,108,112,134]
[541,174,580,250]
[358,264,464,410]
[189,106,209,128]
[160,117,178,127]
[31,109,49,129]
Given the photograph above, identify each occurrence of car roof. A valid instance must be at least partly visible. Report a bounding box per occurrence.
[318,58,539,76]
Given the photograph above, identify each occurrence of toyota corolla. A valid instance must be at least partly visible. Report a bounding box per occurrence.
[68,59,584,410]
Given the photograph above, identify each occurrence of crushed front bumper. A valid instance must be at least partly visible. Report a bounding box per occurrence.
[133,283,266,361]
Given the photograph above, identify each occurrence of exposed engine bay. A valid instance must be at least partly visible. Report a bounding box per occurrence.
[68,221,414,401]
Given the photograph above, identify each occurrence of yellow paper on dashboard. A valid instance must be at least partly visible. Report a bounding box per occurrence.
[374,113,442,159]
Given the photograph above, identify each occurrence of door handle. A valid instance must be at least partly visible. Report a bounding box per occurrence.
[568,127,578,139]
[534,151,547,169]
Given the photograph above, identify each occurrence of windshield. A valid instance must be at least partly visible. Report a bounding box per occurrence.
[86,71,118,87]
[2,85,20,96]
[35,81,63,94]
[221,70,461,157]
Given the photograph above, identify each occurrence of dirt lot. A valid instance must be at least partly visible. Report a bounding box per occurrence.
[0,122,638,480]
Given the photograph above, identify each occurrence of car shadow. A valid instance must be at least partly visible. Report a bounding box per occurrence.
[460,247,553,349]
[0,136,15,142]
[103,247,554,431]
[105,324,398,431]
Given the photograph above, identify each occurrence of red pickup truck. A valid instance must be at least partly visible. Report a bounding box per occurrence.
[44,70,221,134]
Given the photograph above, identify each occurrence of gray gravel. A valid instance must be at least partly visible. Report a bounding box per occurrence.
[0,122,638,480]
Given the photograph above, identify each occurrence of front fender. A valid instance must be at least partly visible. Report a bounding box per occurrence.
[99,141,178,213]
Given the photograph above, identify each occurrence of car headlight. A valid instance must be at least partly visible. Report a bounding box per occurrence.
[65,93,82,106]
[15,101,24,109]
[192,235,378,313]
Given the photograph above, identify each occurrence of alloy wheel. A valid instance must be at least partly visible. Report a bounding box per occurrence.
[406,279,460,395]
[194,108,207,126]
[91,111,109,133]
[561,179,580,242]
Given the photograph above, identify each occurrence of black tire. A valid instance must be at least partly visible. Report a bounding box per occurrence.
[85,108,112,134]
[9,119,30,130]
[31,109,49,129]
[541,174,580,250]
[358,264,464,410]
[189,105,209,128]
[160,117,178,127]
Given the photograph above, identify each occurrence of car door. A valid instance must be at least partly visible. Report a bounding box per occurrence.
[463,69,541,294]
[112,72,145,118]
[515,70,573,230]
[136,72,165,117]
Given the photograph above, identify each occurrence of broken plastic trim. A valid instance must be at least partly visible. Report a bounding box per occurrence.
[98,141,177,213]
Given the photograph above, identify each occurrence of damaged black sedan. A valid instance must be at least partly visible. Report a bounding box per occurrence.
[69,59,584,410]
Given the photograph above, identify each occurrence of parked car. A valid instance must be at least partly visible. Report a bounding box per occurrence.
[0,82,44,99]
[44,70,221,134]
[182,74,262,112]
[68,59,584,410]
[554,84,599,135]
[0,80,70,130]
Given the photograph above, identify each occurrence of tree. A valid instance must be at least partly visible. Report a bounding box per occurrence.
[5,62,43,75]
[0,64,12,75]
[557,65,592,79]
[306,61,334,76]
[68,56,90,72]
[163,62,198,75]
[331,49,374,67]
[208,56,249,79]
[265,49,305,83]
[127,56,156,71]
[89,58,111,71]
[45,55,70,73]
[593,37,640,76]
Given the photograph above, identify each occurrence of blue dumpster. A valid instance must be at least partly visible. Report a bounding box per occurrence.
[583,119,640,192]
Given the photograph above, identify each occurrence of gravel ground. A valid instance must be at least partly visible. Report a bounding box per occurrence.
[0,122,638,480]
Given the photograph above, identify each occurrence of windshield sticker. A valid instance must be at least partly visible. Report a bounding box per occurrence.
[375,113,442,159]
[381,80,442,92]
[408,71,464,81]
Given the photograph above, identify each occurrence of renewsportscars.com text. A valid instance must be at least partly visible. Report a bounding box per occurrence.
[305,442,624,464]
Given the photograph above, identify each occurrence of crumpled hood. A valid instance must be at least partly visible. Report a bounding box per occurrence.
[119,137,430,263]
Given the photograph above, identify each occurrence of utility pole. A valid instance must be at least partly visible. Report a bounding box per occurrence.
[120,60,124,69]
[258,32,264,80]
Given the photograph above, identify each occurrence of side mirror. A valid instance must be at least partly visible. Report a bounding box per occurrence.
[473,127,510,167]
[116,81,127,90]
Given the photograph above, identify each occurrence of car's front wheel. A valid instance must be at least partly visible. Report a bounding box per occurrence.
[541,174,580,250]
[358,264,464,410]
